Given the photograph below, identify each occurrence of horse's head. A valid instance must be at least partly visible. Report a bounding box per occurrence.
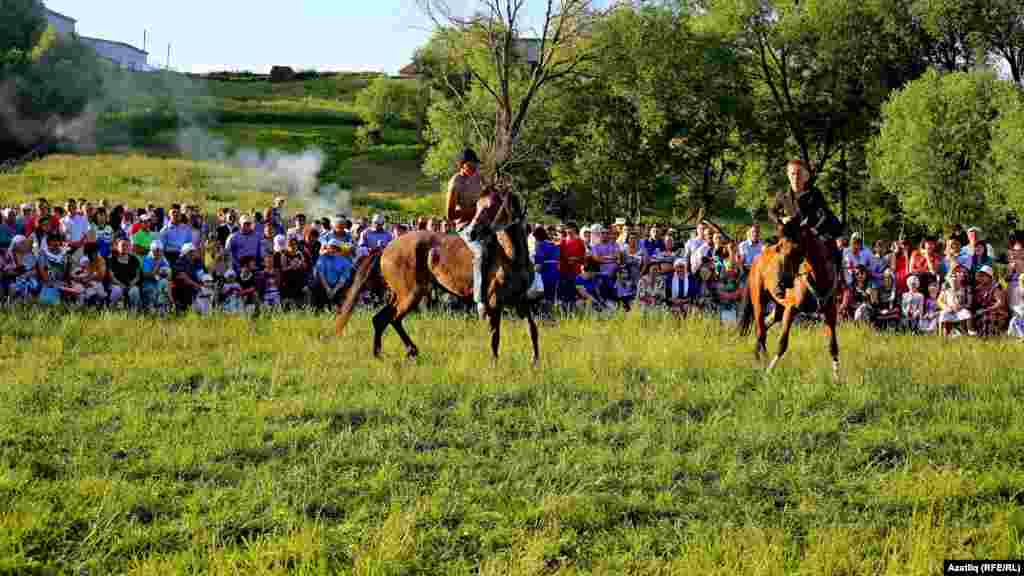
[489,185,526,231]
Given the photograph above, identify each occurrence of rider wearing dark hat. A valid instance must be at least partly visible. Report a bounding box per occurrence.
[446,149,491,318]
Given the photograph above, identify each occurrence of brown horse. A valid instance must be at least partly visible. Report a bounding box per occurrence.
[738,222,842,379]
[335,192,539,365]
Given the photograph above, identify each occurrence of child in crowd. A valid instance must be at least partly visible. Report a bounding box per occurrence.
[613,266,635,311]
[635,266,661,309]
[262,254,281,309]
[238,256,261,314]
[67,256,93,305]
[221,269,243,313]
[921,282,941,334]
[153,267,173,313]
[208,241,229,281]
[193,273,215,316]
[939,264,974,337]
[1007,275,1024,339]
[901,275,925,332]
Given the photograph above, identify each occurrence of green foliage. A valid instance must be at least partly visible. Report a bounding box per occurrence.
[0,0,46,76]
[354,76,427,131]
[987,91,1024,219]
[1,8,105,155]
[869,69,1021,232]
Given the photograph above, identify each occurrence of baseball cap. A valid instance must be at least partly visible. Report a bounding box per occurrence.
[978,265,994,277]
[239,215,252,225]
[372,214,385,225]
[180,242,195,255]
[614,217,627,226]
[149,240,163,251]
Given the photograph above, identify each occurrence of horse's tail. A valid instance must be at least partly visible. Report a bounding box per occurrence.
[336,252,382,336]
[738,271,755,338]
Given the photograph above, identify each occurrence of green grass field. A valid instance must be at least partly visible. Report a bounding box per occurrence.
[1,309,1022,574]
[3,73,1023,573]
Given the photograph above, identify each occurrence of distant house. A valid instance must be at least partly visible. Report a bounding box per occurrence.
[44,8,76,36]
[398,63,420,79]
[80,37,150,71]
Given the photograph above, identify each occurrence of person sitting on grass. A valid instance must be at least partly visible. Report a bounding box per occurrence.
[38,232,69,306]
[972,265,1007,337]
[141,241,171,310]
[921,282,941,335]
[840,265,871,322]
[221,269,243,314]
[939,263,975,337]
[194,273,215,316]
[901,275,925,333]
[1007,273,1024,339]
[238,255,262,315]
[108,239,141,308]
[313,239,354,309]
[172,243,204,314]
[575,260,610,311]
[665,258,701,316]
[873,270,902,330]
[713,255,743,323]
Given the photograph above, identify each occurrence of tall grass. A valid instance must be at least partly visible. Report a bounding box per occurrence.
[0,154,276,211]
[0,308,1021,573]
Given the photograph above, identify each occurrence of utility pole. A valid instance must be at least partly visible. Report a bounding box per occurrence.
[166,43,171,70]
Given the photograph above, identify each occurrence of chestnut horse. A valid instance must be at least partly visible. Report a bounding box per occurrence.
[738,221,842,379]
[335,192,539,365]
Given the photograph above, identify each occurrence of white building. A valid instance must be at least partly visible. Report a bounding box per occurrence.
[44,8,76,36]
[81,37,149,71]
[43,5,150,71]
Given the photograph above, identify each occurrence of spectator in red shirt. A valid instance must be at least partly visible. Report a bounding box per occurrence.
[558,222,586,306]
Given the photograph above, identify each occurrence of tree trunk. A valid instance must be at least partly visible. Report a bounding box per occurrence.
[839,147,848,233]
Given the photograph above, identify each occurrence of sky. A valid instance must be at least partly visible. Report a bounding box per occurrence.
[43,0,615,75]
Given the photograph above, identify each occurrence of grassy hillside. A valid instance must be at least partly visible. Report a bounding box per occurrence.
[0,309,1021,573]
[1,73,442,220]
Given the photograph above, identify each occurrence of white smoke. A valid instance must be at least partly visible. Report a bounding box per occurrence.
[176,125,350,218]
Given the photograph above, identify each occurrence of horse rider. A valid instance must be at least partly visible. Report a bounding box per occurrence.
[445,149,494,319]
[768,159,843,300]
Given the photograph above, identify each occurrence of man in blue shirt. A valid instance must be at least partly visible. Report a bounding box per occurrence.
[360,214,394,250]
[314,239,354,309]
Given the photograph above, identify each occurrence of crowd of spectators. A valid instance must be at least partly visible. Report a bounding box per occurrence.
[526,218,1024,339]
[2,197,1023,339]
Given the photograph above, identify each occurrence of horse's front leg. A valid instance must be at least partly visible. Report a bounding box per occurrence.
[489,306,501,365]
[767,303,796,373]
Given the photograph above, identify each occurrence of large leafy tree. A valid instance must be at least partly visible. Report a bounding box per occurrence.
[418,0,594,184]
[701,0,929,220]
[1,0,105,158]
[549,4,748,221]
[869,69,1021,232]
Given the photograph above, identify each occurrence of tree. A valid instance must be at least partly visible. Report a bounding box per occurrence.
[549,4,748,221]
[987,87,1024,219]
[1,0,105,158]
[700,0,931,223]
[355,76,427,131]
[869,69,1020,232]
[418,0,595,184]
[0,0,46,76]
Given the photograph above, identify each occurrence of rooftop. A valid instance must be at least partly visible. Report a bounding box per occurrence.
[45,7,76,22]
[80,36,149,55]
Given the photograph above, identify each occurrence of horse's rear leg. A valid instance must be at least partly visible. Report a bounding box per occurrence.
[372,304,395,358]
[754,294,768,361]
[517,303,540,368]
[767,304,796,373]
[391,291,425,359]
[824,302,840,380]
